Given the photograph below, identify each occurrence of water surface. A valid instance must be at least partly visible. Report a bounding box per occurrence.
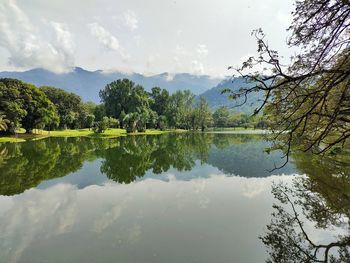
[0,133,348,262]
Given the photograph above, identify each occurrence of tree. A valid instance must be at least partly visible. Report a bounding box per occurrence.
[0,79,26,133]
[227,0,350,168]
[0,79,59,133]
[83,101,97,114]
[75,102,97,129]
[166,90,195,129]
[119,110,126,128]
[150,87,170,117]
[158,115,168,130]
[108,117,119,128]
[92,117,109,133]
[99,79,151,121]
[40,86,82,129]
[123,112,140,133]
[196,96,213,131]
[0,112,9,132]
[85,114,95,130]
[94,104,106,122]
[228,112,248,127]
[213,107,230,127]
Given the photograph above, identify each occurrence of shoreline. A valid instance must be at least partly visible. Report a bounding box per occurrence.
[0,127,268,143]
[0,128,188,143]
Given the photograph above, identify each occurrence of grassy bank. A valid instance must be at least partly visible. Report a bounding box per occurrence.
[0,128,187,143]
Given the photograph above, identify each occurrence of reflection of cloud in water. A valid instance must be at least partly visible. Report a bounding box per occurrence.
[127,224,142,244]
[0,174,300,263]
[0,184,78,263]
[240,175,297,198]
[93,205,123,233]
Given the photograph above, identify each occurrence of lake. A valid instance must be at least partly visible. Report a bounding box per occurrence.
[0,133,349,262]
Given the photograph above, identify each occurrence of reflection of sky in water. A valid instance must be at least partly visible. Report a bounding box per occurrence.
[0,174,339,263]
[0,134,347,262]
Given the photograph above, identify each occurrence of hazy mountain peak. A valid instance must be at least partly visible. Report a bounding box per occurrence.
[0,67,222,102]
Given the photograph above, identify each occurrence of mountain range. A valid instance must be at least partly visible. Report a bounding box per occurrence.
[0,67,262,114]
[199,77,264,113]
[0,67,221,101]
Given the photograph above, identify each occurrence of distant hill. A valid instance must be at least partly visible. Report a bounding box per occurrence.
[0,67,222,103]
[198,77,264,114]
[0,67,264,113]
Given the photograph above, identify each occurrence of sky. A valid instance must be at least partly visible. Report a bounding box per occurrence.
[0,0,294,77]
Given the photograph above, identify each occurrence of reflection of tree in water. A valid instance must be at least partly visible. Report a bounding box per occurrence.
[261,154,350,263]
[100,133,213,183]
[212,134,262,149]
[0,133,217,193]
[0,138,118,195]
[0,133,285,193]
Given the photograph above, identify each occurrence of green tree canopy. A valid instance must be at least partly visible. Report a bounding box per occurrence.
[0,79,58,133]
[99,79,151,120]
[40,86,83,129]
[150,87,170,116]
[213,107,230,127]
[166,90,195,129]
[195,96,213,131]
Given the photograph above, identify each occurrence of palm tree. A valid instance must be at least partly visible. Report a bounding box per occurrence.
[0,112,10,132]
[123,112,140,133]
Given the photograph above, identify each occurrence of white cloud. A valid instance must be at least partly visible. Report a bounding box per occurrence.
[196,44,208,58]
[192,60,205,75]
[89,22,120,51]
[0,0,75,73]
[174,44,187,56]
[49,21,75,67]
[88,22,130,61]
[0,0,295,76]
[122,10,138,31]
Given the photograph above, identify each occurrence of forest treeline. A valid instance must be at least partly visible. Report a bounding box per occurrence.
[0,78,267,134]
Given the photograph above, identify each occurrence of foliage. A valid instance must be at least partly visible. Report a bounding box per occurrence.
[166,90,195,129]
[195,96,213,131]
[93,103,106,122]
[150,87,170,117]
[123,112,141,133]
[40,86,80,128]
[99,79,150,120]
[0,76,255,136]
[92,117,109,133]
[85,114,95,130]
[228,0,350,167]
[100,80,217,132]
[213,107,230,127]
[108,117,119,128]
[0,112,10,132]
[0,79,59,133]
[40,86,94,129]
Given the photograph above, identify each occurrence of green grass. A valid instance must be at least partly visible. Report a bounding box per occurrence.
[0,128,187,143]
[0,137,26,143]
[35,128,127,138]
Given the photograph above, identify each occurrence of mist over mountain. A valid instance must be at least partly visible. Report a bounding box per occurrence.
[198,77,264,114]
[0,67,222,103]
[0,67,263,114]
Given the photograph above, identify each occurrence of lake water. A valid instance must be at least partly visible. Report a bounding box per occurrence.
[0,133,348,262]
